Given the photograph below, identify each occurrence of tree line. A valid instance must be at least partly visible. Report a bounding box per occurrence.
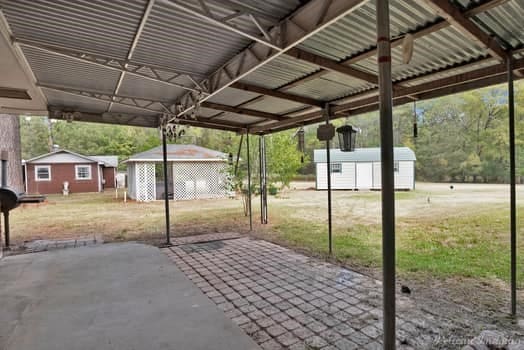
[20,80,523,184]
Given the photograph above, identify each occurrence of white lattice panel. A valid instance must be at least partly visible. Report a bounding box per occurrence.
[173,162,228,200]
[135,163,156,201]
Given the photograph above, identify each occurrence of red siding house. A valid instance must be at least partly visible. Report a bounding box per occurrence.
[24,150,118,195]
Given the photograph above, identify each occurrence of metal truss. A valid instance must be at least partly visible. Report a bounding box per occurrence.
[47,106,244,132]
[39,83,178,118]
[173,0,368,119]
[39,84,265,131]
[15,38,207,94]
[160,0,282,51]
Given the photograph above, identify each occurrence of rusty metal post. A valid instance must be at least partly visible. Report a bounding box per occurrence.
[508,55,517,316]
[324,105,333,255]
[377,0,396,348]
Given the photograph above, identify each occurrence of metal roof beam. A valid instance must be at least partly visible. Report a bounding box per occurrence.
[173,0,368,119]
[424,0,508,60]
[108,0,156,112]
[461,0,510,17]
[37,82,174,115]
[48,107,243,132]
[201,101,287,121]
[230,82,324,107]
[251,57,524,133]
[285,47,378,85]
[48,107,158,128]
[15,38,206,94]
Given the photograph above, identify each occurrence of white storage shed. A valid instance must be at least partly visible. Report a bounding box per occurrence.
[314,147,416,191]
[125,144,230,202]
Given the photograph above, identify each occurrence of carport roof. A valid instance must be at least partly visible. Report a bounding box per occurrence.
[0,0,523,134]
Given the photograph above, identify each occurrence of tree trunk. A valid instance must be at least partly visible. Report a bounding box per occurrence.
[0,115,24,193]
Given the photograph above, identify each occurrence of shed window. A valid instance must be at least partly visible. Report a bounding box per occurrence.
[75,165,92,180]
[394,161,399,173]
[35,165,51,181]
[330,163,342,173]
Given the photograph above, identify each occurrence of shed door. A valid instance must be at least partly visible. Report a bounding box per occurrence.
[356,163,373,189]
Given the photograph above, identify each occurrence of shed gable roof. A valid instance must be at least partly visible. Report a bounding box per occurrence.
[314,147,416,163]
[126,144,227,162]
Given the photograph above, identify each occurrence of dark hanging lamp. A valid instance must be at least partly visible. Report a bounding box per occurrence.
[336,125,358,152]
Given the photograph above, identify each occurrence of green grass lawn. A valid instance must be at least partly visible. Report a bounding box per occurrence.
[267,204,524,284]
[9,183,524,286]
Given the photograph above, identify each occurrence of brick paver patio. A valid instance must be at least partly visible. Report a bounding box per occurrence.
[163,237,439,349]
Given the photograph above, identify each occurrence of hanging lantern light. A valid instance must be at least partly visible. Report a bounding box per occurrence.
[336,125,358,152]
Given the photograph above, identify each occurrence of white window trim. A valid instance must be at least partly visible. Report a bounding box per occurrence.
[35,165,51,182]
[75,164,92,180]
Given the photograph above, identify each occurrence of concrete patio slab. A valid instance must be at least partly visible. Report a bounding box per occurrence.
[0,242,260,350]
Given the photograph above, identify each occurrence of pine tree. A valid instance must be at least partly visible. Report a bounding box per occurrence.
[0,115,24,192]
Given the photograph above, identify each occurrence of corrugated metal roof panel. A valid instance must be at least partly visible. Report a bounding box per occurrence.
[214,112,264,125]
[2,0,146,58]
[298,0,439,61]
[241,96,306,115]
[132,0,301,76]
[22,46,120,93]
[314,147,416,163]
[127,144,227,161]
[240,55,320,89]
[206,88,260,106]
[472,0,524,49]
[401,58,499,87]
[457,0,524,48]
[353,26,487,81]
[43,88,110,113]
[109,104,160,117]
[285,71,375,101]
[116,74,185,103]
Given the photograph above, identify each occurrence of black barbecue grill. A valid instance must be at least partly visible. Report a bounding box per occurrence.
[0,151,44,249]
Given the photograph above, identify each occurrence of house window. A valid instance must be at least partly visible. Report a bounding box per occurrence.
[75,165,92,180]
[394,161,400,173]
[330,163,342,173]
[35,165,51,181]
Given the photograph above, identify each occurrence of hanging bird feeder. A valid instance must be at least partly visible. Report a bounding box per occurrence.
[336,125,358,152]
